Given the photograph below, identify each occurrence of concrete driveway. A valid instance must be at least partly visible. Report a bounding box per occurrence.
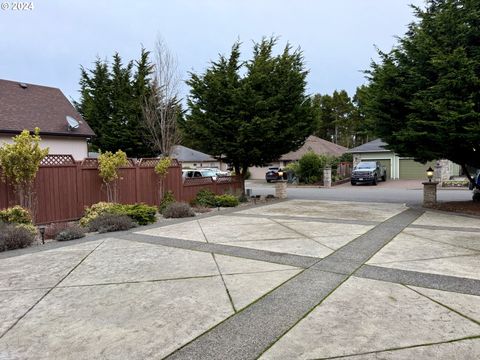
[0,200,479,359]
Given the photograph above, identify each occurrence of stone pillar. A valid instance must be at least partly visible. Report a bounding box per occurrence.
[323,167,332,188]
[275,181,287,199]
[422,182,438,206]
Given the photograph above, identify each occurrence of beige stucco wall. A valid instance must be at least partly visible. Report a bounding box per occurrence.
[0,135,88,160]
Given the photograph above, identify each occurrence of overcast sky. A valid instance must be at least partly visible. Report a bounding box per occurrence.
[0,0,424,102]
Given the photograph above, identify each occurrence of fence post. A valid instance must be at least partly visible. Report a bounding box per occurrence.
[135,165,142,204]
[76,162,84,218]
[323,167,332,188]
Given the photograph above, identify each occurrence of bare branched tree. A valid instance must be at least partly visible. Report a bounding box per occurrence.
[142,37,182,156]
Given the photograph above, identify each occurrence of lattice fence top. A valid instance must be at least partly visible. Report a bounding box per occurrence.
[137,158,181,168]
[41,155,75,166]
[123,159,136,167]
[137,158,159,167]
[216,176,237,184]
[81,158,98,167]
[183,176,215,186]
[80,158,136,168]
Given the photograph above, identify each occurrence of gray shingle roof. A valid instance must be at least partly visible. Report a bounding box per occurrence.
[346,138,390,153]
[170,145,216,162]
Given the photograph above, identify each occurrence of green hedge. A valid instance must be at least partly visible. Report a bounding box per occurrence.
[80,202,157,227]
[214,194,239,207]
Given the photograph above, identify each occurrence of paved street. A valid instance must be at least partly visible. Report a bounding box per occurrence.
[246,180,473,205]
[0,200,479,359]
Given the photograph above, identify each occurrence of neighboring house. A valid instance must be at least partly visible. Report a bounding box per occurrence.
[170,145,226,170]
[347,138,460,180]
[0,79,95,160]
[249,135,347,180]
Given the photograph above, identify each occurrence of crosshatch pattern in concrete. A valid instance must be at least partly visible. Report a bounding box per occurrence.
[0,199,479,359]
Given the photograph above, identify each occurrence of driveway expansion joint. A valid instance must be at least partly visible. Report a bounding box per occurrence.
[409,224,480,233]
[310,335,480,359]
[357,265,480,297]
[121,233,320,269]
[405,285,480,326]
[225,212,380,226]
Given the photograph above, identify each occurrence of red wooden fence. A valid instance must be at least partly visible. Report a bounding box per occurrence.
[0,155,242,224]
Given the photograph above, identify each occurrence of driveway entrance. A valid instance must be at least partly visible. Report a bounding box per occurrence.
[0,200,479,359]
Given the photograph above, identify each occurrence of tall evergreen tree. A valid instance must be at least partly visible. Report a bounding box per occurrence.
[311,90,356,147]
[76,60,111,151]
[365,0,480,182]
[352,85,375,145]
[183,38,314,177]
[76,49,154,157]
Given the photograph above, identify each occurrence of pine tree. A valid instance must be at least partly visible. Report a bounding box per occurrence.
[76,49,155,157]
[184,38,314,177]
[365,0,480,181]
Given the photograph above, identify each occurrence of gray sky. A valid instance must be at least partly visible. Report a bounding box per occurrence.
[0,0,424,102]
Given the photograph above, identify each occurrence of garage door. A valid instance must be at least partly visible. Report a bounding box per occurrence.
[368,159,391,179]
[399,159,435,180]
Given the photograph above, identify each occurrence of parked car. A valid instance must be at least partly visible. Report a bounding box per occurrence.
[199,167,230,176]
[265,167,287,183]
[351,161,387,185]
[182,169,217,181]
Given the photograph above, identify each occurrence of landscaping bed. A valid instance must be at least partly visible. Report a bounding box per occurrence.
[426,201,480,217]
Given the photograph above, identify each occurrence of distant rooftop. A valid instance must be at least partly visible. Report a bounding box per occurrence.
[170,145,215,162]
[347,138,390,153]
[280,135,347,161]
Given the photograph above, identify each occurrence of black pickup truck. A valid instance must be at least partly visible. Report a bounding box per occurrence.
[351,161,387,185]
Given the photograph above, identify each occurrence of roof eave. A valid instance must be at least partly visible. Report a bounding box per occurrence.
[346,149,391,154]
[0,129,95,138]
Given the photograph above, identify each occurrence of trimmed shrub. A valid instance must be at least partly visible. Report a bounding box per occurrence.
[0,206,33,225]
[163,202,195,218]
[120,204,157,225]
[192,189,217,207]
[214,194,239,207]
[298,152,324,184]
[79,202,117,227]
[55,225,86,241]
[80,202,156,227]
[87,213,135,233]
[159,191,175,214]
[0,222,36,251]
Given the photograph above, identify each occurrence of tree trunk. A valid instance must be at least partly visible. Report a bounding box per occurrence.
[462,164,479,190]
[240,163,249,195]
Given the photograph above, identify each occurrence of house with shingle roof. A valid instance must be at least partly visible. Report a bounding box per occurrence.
[249,135,347,179]
[170,145,226,170]
[0,79,95,160]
